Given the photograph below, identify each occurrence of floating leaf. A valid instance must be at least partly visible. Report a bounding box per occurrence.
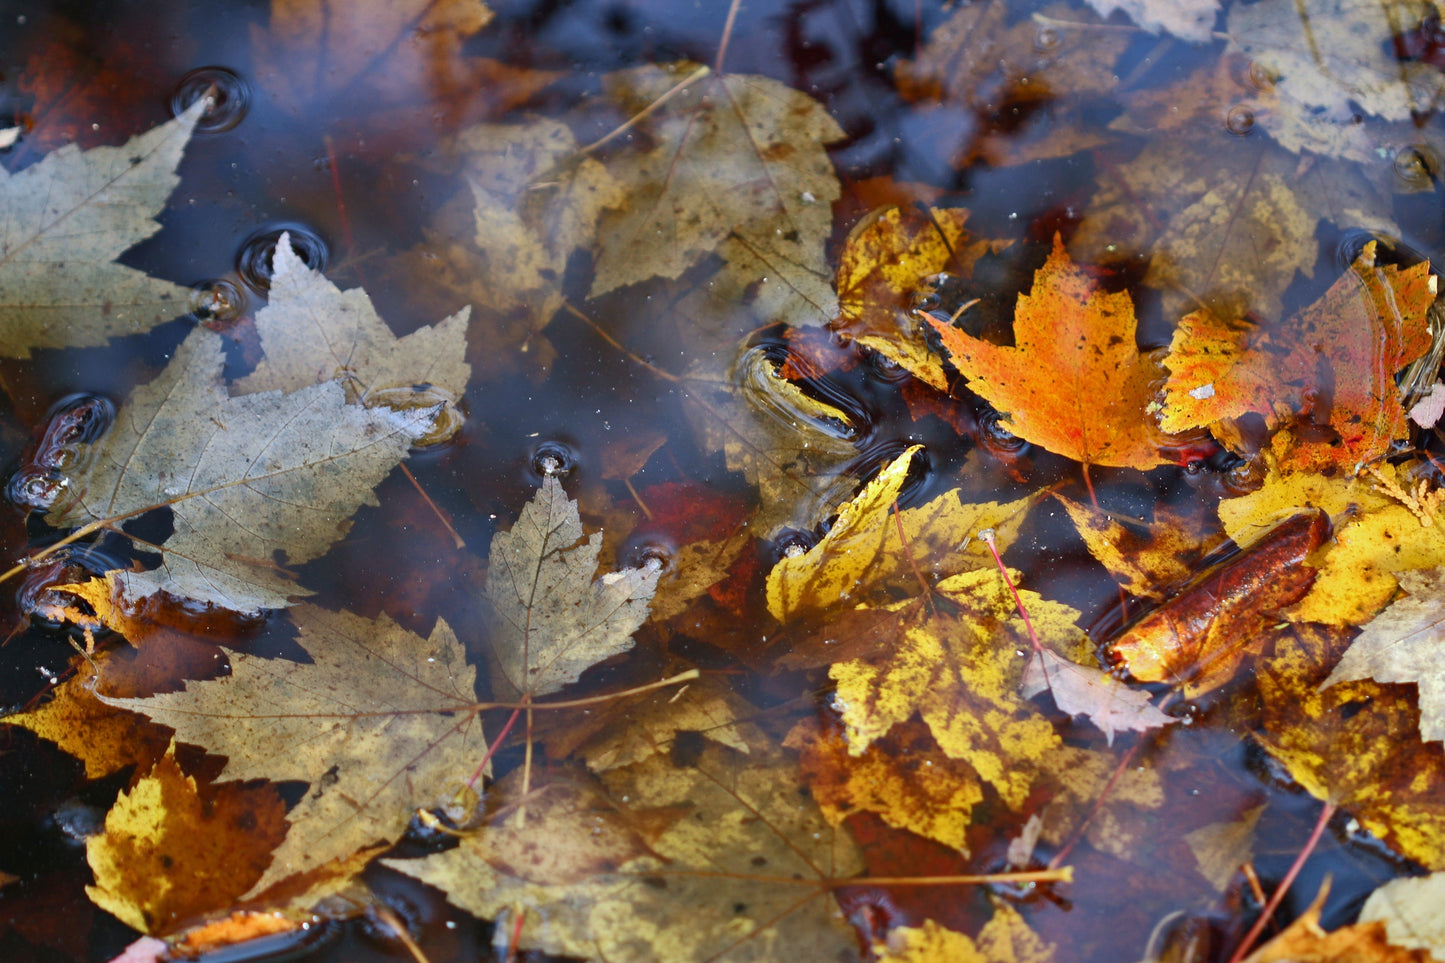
[1057,495,1224,601]
[0,98,204,357]
[928,236,1169,471]
[100,605,485,896]
[486,475,660,700]
[43,329,436,614]
[1360,872,1445,956]
[1020,648,1174,745]
[85,744,287,935]
[1323,568,1445,744]
[1085,0,1219,42]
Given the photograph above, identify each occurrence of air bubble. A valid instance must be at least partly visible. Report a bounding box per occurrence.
[187,278,247,325]
[7,395,115,511]
[622,540,673,574]
[978,407,1028,455]
[531,441,577,479]
[236,225,328,293]
[1224,105,1255,136]
[170,66,250,133]
[1393,145,1439,189]
[771,529,817,562]
[1221,456,1264,496]
[1247,60,1276,90]
[1034,24,1061,52]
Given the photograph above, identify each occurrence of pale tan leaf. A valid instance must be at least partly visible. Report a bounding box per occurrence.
[1360,872,1445,955]
[1021,648,1174,745]
[487,476,660,700]
[99,605,484,897]
[44,329,435,613]
[0,98,205,357]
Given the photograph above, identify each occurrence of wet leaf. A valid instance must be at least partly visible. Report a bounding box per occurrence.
[85,744,287,935]
[1020,648,1174,745]
[1243,881,1437,962]
[592,65,844,328]
[487,475,660,701]
[42,329,437,614]
[875,906,1056,963]
[1218,464,1445,625]
[1360,872,1445,956]
[1256,623,1445,870]
[235,233,472,444]
[830,569,1079,808]
[1159,244,1436,470]
[385,731,865,963]
[1057,495,1225,601]
[99,605,486,896]
[1184,804,1264,892]
[928,236,1169,471]
[832,206,1004,391]
[1228,0,1445,123]
[0,97,204,357]
[786,716,984,853]
[1033,744,1164,859]
[1323,568,1445,744]
[1084,0,1219,42]
[1109,510,1329,697]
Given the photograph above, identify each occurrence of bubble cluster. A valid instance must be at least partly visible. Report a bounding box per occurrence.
[6,395,115,512]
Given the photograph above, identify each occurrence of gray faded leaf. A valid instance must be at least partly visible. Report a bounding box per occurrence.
[1322,568,1445,744]
[591,65,844,329]
[0,98,204,357]
[99,604,484,897]
[235,233,471,444]
[45,328,436,613]
[487,475,660,700]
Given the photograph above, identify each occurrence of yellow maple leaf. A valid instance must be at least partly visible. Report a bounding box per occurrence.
[876,907,1057,963]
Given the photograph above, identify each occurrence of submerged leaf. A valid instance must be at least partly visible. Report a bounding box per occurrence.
[875,907,1056,963]
[44,329,435,613]
[0,98,204,357]
[100,605,485,896]
[487,476,660,700]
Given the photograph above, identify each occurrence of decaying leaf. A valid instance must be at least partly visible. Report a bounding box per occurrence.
[1033,744,1165,859]
[786,716,984,853]
[1256,623,1445,871]
[486,476,660,701]
[928,236,1169,471]
[42,329,436,613]
[832,206,1003,391]
[1184,804,1265,892]
[830,569,1077,807]
[235,233,472,444]
[1218,464,1445,625]
[1109,509,1329,697]
[1020,648,1174,745]
[1159,244,1436,470]
[590,65,844,329]
[1242,880,1438,963]
[1323,568,1445,744]
[1360,872,1445,956]
[1057,495,1224,601]
[875,906,1056,963]
[85,744,287,935]
[386,732,865,963]
[99,605,486,896]
[0,97,204,357]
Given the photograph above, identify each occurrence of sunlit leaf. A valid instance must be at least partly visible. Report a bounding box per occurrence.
[0,98,204,357]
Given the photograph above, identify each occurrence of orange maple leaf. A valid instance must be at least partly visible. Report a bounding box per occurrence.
[927,235,1168,471]
[1159,242,1437,471]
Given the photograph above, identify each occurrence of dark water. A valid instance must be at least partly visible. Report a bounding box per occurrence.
[1,0,1442,960]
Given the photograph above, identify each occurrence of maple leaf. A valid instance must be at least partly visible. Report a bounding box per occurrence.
[829,569,1075,808]
[1159,244,1436,470]
[1020,648,1174,745]
[1228,0,1445,124]
[1360,872,1445,955]
[1322,568,1445,744]
[591,65,844,328]
[1218,463,1445,625]
[385,727,864,963]
[874,907,1056,963]
[767,446,1039,621]
[99,604,486,896]
[41,328,436,613]
[85,744,287,935]
[0,97,205,357]
[1057,494,1225,601]
[1255,623,1445,871]
[486,476,661,701]
[832,206,1004,392]
[927,235,1169,471]
[235,233,472,444]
